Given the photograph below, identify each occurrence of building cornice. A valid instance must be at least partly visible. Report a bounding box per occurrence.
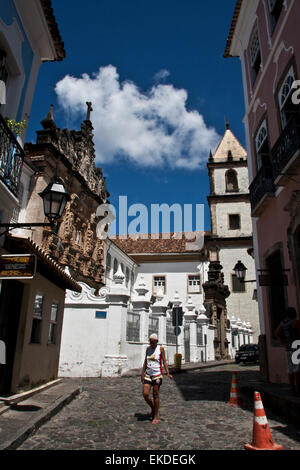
[207,160,248,169]
[207,193,250,203]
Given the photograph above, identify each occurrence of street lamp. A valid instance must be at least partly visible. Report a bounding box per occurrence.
[233,260,247,281]
[233,260,256,283]
[0,177,70,236]
[38,178,70,223]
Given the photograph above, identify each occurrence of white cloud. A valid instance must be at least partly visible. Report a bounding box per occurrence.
[154,69,170,82]
[55,65,220,170]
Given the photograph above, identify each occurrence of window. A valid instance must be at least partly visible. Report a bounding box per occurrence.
[228,214,240,230]
[278,66,299,129]
[153,275,166,294]
[48,302,58,344]
[249,29,261,84]
[255,120,271,170]
[148,315,159,338]
[231,274,246,293]
[269,0,284,30]
[126,312,140,342]
[197,323,204,346]
[187,274,201,293]
[225,170,239,192]
[30,293,44,343]
[166,318,176,345]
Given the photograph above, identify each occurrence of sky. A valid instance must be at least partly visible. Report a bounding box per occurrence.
[26,0,246,234]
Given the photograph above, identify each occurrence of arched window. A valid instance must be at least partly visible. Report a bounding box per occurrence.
[255,120,270,169]
[278,66,299,129]
[225,169,239,192]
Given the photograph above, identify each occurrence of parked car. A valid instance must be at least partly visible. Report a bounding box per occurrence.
[235,344,259,364]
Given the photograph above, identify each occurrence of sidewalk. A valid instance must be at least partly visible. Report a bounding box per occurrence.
[0,379,82,450]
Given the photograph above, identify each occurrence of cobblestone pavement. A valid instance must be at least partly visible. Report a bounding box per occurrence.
[19,364,300,450]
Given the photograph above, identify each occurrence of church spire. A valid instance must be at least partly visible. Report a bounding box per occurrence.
[41,104,56,129]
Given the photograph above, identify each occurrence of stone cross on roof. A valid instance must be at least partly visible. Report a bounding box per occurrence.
[86,101,93,121]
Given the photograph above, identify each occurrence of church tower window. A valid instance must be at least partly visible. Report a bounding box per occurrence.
[228,214,241,230]
[225,169,239,192]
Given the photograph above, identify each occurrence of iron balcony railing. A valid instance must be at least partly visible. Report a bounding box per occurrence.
[249,165,275,214]
[271,116,300,182]
[0,114,24,197]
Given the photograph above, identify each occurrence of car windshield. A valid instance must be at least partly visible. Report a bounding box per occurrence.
[238,345,257,351]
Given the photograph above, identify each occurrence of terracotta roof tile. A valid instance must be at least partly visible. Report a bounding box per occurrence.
[112,232,210,254]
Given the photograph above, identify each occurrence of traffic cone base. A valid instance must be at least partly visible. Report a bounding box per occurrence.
[228,371,243,406]
[245,391,283,451]
[245,443,283,451]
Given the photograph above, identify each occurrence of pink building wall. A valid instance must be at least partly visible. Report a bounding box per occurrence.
[228,0,300,383]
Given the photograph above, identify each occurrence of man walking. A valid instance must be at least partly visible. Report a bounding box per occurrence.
[141,334,173,424]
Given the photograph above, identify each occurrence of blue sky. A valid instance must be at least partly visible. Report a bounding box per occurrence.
[27,0,245,234]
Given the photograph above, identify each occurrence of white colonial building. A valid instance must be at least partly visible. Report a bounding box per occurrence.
[58,229,255,377]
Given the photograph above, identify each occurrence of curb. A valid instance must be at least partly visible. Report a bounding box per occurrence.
[0,379,62,406]
[241,384,300,427]
[170,360,236,374]
[0,386,81,450]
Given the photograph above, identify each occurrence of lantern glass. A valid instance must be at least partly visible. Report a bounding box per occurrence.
[39,179,70,222]
[233,260,247,280]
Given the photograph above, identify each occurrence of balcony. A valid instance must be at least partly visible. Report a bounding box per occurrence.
[271,117,300,186]
[249,165,275,217]
[0,114,24,197]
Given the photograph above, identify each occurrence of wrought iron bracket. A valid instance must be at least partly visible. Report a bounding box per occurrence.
[0,222,54,237]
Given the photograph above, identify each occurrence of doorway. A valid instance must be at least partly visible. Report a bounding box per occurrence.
[0,280,24,395]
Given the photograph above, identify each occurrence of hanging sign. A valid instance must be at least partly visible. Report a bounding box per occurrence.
[259,274,288,286]
[0,254,37,279]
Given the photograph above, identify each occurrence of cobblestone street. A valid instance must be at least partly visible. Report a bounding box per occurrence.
[17,364,300,451]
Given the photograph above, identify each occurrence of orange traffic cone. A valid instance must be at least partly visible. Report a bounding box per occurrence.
[245,391,283,450]
[228,371,243,406]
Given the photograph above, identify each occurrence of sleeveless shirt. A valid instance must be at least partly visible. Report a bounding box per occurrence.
[145,345,163,378]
